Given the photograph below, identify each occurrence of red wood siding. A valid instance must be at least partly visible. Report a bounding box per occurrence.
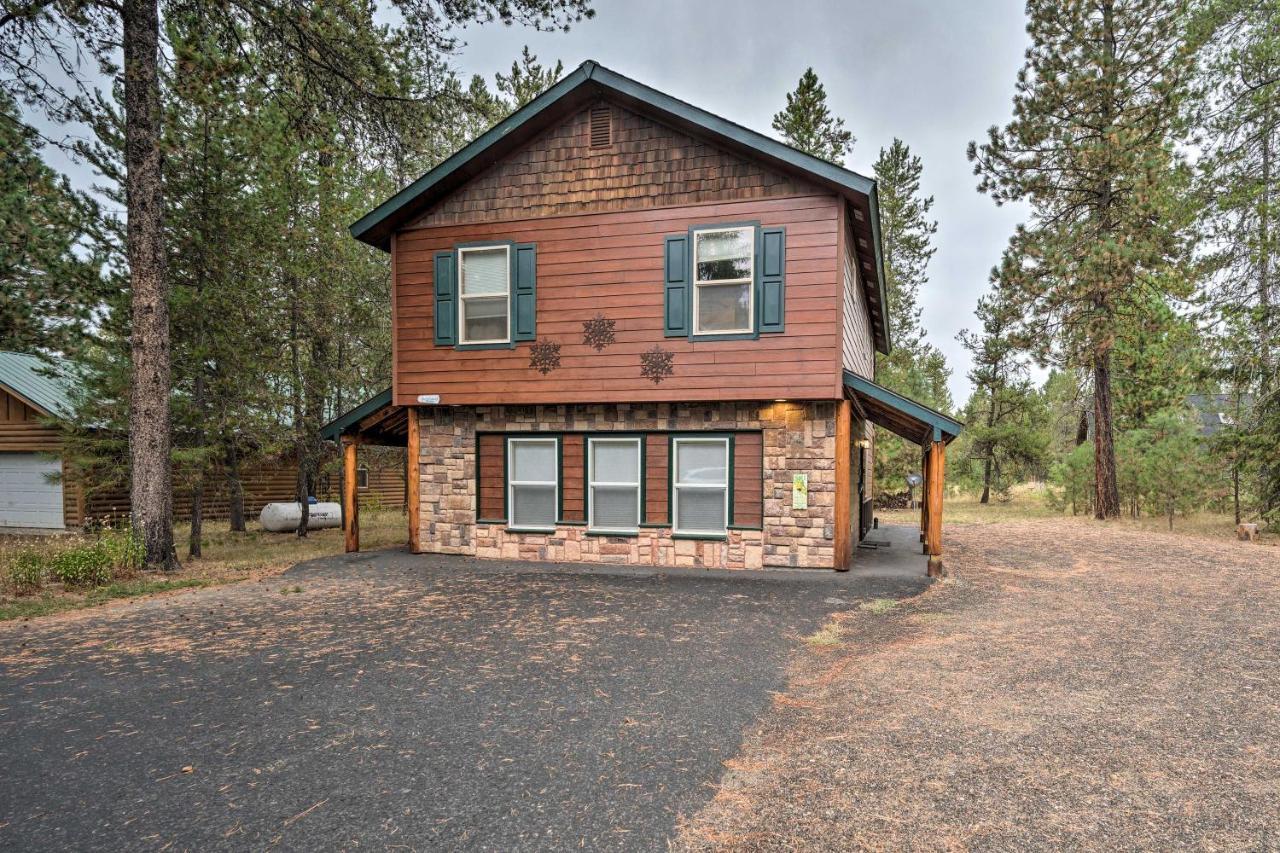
[0,386,61,453]
[561,434,585,522]
[644,434,668,524]
[477,434,505,520]
[413,101,820,228]
[394,193,843,405]
[733,432,763,528]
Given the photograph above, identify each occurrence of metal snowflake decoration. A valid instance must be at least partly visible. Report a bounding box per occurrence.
[640,345,674,384]
[529,339,561,375]
[582,313,616,351]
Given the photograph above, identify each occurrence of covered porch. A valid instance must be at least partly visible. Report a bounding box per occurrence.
[318,389,417,554]
[843,371,963,576]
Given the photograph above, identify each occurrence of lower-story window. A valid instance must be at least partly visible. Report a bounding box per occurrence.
[588,437,641,533]
[508,437,558,530]
[672,437,729,535]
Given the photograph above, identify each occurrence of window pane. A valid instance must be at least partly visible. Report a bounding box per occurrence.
[676,488,726,532]
[697,283,751,332]
[461,248,509,295]
[463,295,508,342]
[512,484,556,527]
[591,440,639,483]
[676,441,727,485]
[695,229,752,281]
[511,441,556,482]
[592,485,638,530]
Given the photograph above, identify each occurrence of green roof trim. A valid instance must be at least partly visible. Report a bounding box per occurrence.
[348,59,891,352]
[0,351,78,419]
[319,388,393,442]
[843,370,963,443]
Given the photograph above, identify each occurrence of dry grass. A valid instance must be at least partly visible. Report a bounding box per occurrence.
[880,484,1278,544]
[0,509,407,621]
[676,518,1280,851]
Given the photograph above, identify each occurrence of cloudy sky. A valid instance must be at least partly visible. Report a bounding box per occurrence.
[445,0,1035,403]
[34,0,1034,403]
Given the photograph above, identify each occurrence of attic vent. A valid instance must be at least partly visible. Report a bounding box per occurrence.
[589,106,612,148]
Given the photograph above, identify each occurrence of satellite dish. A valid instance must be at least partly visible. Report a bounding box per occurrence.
[906,473,924,488]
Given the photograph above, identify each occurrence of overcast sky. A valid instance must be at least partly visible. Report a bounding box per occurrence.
[444,0,1035,403]
[33,0,1033,404]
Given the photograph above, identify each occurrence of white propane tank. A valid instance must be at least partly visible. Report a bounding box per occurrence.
[259,501,342,532]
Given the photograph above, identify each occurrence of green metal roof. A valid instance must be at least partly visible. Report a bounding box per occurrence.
[0,351,78,419]
[319,388,393,442]
[350,59,892,354]
[843,370,963,444]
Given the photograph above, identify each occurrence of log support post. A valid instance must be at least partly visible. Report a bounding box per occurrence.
[926,438,946,577]
[406,406,420,553]
[833,399,853,571]
[920,446,929,549]
[342,437,359,553]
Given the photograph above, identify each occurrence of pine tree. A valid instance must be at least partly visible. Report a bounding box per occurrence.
[771,68,854,165]
[969,0,1196,520]
[496,46,563,109]
[0,94,109,354]
[870,139,952,495]
[957,292,1049,503]
[1192,0,1279,525]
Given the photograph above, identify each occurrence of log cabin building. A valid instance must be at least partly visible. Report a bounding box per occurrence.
[323,61,961,573]
[0,351,404,532]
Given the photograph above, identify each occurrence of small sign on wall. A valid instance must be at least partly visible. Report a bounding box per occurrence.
[792,473,809,510]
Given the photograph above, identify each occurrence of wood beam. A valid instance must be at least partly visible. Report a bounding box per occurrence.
[833,398,853,571]
[920,446,929,548]
[406,407,420,553]
[927,439,946,577]
[342,437,359,553]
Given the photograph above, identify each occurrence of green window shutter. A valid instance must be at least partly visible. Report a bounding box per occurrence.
[757,227,785,334]
[433,251,457,346]
[512,243,537,341]
[663,235,690,337]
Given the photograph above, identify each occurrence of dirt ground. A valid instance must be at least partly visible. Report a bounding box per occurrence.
[676,518,1280,851]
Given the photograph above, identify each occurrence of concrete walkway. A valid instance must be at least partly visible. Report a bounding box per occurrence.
[0,550,929,851]
[850,522,930,581]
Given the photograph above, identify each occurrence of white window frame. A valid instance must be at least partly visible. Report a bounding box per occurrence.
[692,225,755,336]
[458,244,511,345]
[507,436,558,532]
[672,436,730,535]
[587,436,642,534]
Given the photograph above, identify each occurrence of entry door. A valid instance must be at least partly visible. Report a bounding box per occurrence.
[0,453,64,529]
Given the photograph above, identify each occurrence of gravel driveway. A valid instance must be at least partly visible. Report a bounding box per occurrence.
[0,551,925,851]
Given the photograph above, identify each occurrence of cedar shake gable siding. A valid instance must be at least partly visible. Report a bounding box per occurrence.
[391,102,874,406]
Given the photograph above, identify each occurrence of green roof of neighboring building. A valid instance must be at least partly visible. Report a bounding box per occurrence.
[0,351,78,419]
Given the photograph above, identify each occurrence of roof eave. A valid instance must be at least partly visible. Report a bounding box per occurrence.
[349,60,882,252]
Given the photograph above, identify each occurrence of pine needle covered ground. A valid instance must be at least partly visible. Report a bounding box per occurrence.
[0,510,407,621]
[676,513,1280,850]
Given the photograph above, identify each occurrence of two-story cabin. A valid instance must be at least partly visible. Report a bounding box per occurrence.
[322,61,961,574]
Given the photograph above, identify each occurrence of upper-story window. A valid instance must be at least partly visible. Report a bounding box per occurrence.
[692,226,754,335]
[459,245,510,344]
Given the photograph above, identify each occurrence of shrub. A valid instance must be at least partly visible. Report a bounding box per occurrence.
[48,527,145,588]
[7,551,44,595]
[99,527,144,578]
[49,544,113,588]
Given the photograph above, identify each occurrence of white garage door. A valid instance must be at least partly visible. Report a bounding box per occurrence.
[0,453,64,530]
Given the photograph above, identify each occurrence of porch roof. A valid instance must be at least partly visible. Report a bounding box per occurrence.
[843,370,963,446]
[318,388,407,447]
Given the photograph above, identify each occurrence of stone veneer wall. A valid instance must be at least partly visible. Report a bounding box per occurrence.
[414,401,839,570]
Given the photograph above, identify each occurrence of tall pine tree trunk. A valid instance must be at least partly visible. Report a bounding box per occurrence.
[123,0,177,570]
[1093,350,1121,519]
[225,435,245,532]
[979,391,996,504]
